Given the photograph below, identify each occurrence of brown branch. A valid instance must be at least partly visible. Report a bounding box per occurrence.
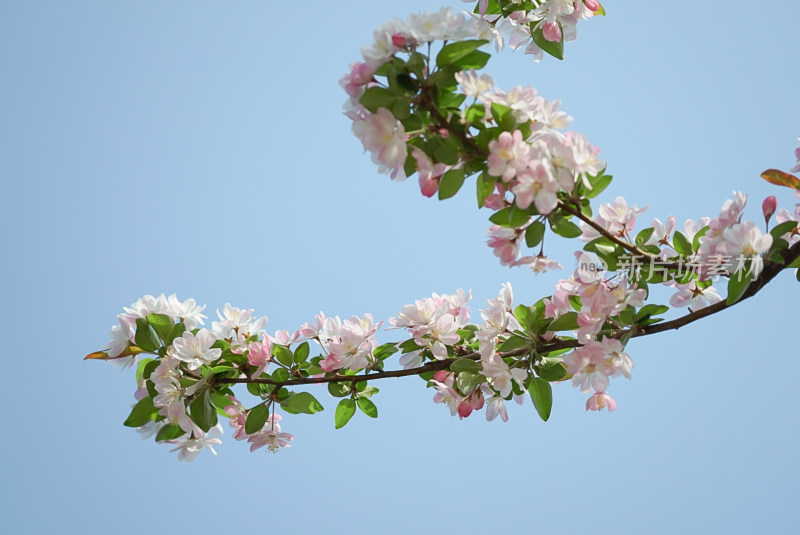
[216,241,800,389]
[557,200,678,268]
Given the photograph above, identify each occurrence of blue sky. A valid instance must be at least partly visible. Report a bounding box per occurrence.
[2,2,798,534]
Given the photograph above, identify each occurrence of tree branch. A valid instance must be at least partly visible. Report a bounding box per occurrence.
[216,241,799,388]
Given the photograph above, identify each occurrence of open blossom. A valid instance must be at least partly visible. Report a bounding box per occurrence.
[339,61,377,98]
[790,138,800,173]
[455,69,494,98]
[248,414,293,453]
[168,423,223,462]
[511,159,559,214]
[166,295,206,330]
[580,196,647,241]
[405,7,475,42]
[722,221,773,277]
[481,354,528,397]
[212,303,268,346]
[431,377,463,416]
[565,337,633,394]
[246,339,273,378]
[667,282,722,310]
[411,147,449,197]
[351,107,407,180]
[168,329,222,371]
[488,130,531,182]
[586,392,617,412]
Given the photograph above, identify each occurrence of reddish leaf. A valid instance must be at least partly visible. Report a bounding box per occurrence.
[84,351,109,360]
[761,169,800,190]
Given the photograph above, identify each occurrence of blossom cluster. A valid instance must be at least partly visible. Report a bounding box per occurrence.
[297,311,383,372]
[343,7,478,181]
[463,0,603,61]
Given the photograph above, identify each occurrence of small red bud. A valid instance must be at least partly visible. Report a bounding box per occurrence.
[762,195,778,224]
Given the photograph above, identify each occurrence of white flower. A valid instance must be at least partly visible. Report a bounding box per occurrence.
[167,329,222,371]
[169,423,224,462]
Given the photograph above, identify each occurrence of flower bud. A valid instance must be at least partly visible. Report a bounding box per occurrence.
[391,33,408,48]
[762,195,778,224]
[583,0,601,11]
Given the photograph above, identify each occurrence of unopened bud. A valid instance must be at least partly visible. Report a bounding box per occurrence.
[391,33,408,48]
[762,195,778,224]
[584,0,601,10]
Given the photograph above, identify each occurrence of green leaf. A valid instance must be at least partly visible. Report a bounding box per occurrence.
[438,169,466,200]
[328,382,351,398]
[356,398,378,418]
[456,371,483,395]
[374,343,399,361]
[692,226,709,252]
[155,423,185,442]
[281,392,324,415]
[245,404,269,434]
[135,358,155,385]
[530,24,564,61]
[535,361,568,382]
[165,322,186,346]
[450,358,481,373]
[673,231,692,257]
[525,221,546,248]
[771,220,798,240]
[635,227,655,248]
[498,335,529,352]
[123,396,157,427]
[550,217,582,239]
[585,174,613,199]
[436,39,489,68]
[146,313,174,342]
[190,390,217,432]
[528,377,553,421]
[294,342,310,363]
[490,102,516,131]
[452,50,491,70]
[134,318,160,352]
[399,338,423,353]
[477,171,495,208]
[335,399,356,429]
[726,267,753,305]
[274,346,294,367]
[548,312,579,332]
[359,87,399,113]
[490,206,531,228]
[636,304,669,321]
[475,0,501,14]
[433,140,460,165]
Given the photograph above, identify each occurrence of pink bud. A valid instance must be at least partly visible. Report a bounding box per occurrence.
[583,0,601,10]
[457,399,474,419]
[391,33,408,48]
[762,195,778,224]
[433,370,451,383]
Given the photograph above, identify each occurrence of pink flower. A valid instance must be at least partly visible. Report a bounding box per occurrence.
[411,147,449,198]
[339,62,376,98]
[351,107,408,180]
[791,138,800,173]
[511,160,559,214]
[586,392,617,412]
[248,414,293,453]
[246,339,273,378]
[542,20,562,42]
[488,130,531,182]
[668,282,722,310]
